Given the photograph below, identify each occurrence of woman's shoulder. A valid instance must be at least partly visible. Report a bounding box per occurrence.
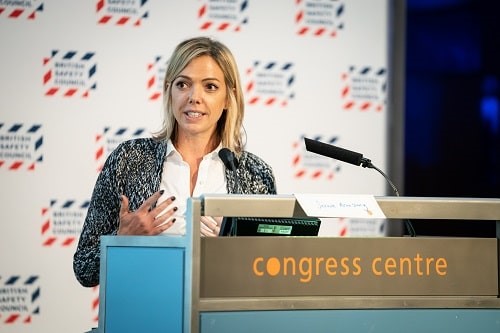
[113,137,165,155]
[106,137,167,166]
[117,137,162,149]
[239,151,273,171]
[238,150,277,194]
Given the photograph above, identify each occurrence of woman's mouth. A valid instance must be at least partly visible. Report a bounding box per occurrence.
[185,111,204,118]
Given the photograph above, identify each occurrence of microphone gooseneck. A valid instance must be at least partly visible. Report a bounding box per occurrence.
[304,137,416,237]
[218,148,242,236]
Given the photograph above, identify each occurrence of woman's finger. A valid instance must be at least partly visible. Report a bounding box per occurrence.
[150,195,176,218]
[119,195,130,217]
[200,216,219,237]
[154,217,176,234]
[137,189,165,213]
[153,206,178,228]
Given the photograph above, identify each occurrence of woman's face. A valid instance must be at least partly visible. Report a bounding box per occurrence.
[171,55,227,140]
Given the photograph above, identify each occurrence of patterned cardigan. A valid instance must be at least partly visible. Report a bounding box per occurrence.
[73,138,277,287]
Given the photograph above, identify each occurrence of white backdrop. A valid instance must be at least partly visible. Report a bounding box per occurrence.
[0,0,391,331]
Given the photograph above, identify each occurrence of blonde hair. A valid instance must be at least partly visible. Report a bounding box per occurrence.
[153,36,245,154]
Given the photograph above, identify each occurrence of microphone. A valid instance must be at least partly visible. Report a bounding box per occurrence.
[304,137,416,237]
[304,137,371,168]
[304,137,398,194]
[218,147,242,194]
[218,148,239,172]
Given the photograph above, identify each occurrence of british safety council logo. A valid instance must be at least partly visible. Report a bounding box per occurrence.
[292,135,341,180]
[341,66,387,112]
[245,61,295,107]
[147,56,166,101]
[198,0,248,32]
[295,0,344,37]
[43,50,97,98]
[95,126,147,171]
[0,0,43,20]
[41,199,90,247]
[0,123,43,171]
[0,275,40,325]
[96,0,149,26]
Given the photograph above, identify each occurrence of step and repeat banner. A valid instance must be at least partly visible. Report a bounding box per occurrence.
[0,0,391,331]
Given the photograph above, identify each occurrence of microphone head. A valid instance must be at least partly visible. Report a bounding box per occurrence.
[218,148,238,171]
[304,137,364,166]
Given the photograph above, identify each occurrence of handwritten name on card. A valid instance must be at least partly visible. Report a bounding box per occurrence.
[294,194,386,218]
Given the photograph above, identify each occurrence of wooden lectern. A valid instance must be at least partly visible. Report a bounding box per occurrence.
[88,195,500,333]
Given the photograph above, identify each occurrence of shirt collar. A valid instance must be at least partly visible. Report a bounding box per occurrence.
[166,139,222,161]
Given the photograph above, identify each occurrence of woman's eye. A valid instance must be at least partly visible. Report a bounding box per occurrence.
[206,83,218,91]
[175,81,188,89]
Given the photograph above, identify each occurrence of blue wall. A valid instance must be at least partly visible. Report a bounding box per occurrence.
[405,0,500,236]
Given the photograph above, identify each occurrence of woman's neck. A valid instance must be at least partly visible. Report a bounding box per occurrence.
[173,133,220,196]
[174,133,219,159]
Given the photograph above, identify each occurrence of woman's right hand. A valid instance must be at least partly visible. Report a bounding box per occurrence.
[117,190,177,235]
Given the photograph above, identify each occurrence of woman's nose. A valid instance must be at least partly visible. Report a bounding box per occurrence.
[188,87,201,104]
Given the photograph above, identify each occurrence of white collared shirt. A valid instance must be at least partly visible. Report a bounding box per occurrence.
[158,140,227,235]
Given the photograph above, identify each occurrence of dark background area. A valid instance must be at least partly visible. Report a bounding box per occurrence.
[404,0,500,236]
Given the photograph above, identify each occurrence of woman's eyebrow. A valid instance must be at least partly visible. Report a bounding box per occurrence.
[175,74,222,82]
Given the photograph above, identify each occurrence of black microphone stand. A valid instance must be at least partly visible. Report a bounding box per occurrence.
[360,157,416,237]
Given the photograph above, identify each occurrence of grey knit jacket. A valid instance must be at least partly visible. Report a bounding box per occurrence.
[73,138,276,287]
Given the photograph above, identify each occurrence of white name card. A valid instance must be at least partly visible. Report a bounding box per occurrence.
[294,194,386,218]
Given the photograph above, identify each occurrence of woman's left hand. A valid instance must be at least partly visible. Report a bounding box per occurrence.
[200,216,223,237]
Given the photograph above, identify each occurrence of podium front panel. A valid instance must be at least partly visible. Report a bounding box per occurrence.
[104,246,184,332]
[200,237,498,297]
[98,235,194,333]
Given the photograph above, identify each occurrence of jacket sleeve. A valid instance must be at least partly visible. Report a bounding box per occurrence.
[72,146,123,287]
